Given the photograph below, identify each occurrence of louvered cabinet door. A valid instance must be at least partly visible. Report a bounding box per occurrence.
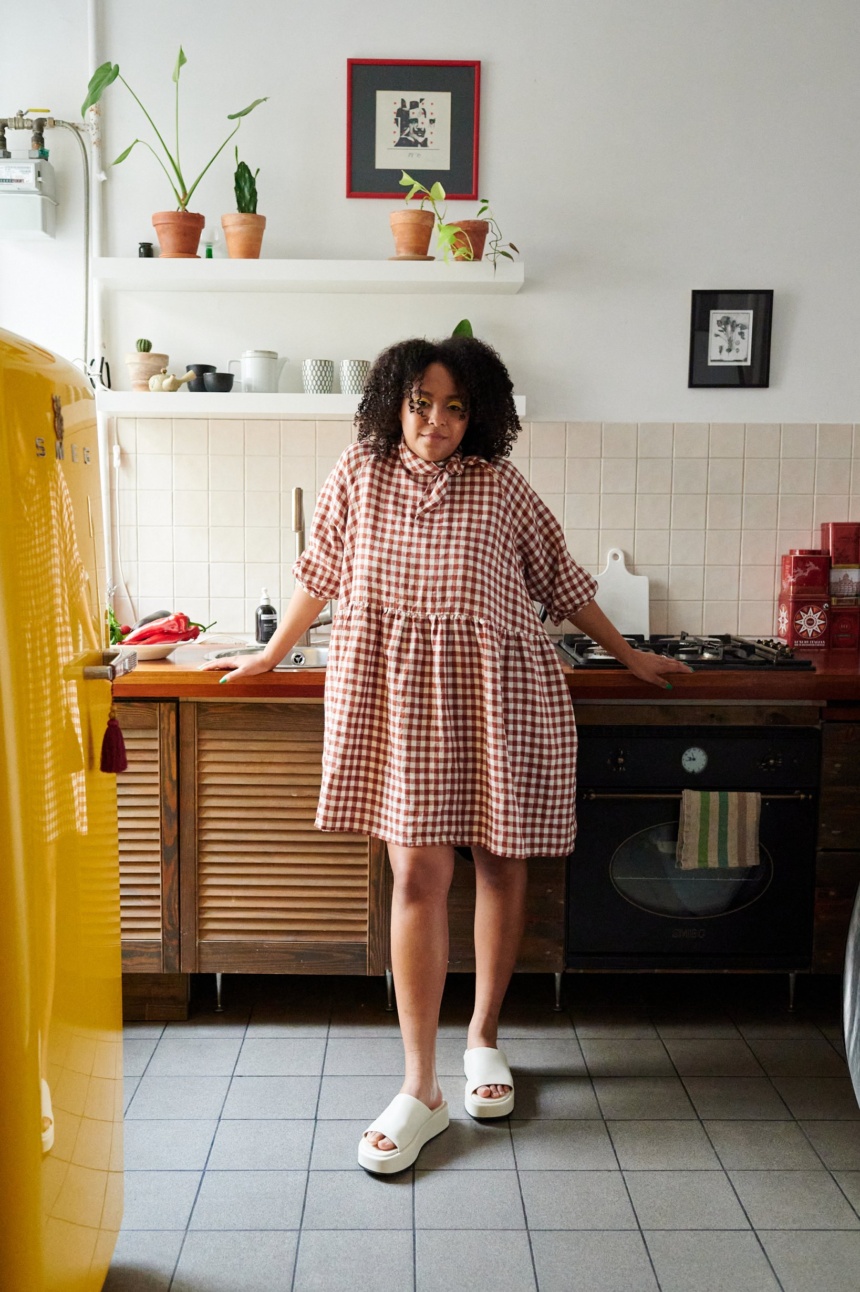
[115,701,180,971]
[180,701,388,975]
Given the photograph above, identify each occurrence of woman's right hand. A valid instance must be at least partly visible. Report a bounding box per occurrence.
[198,651,277,684]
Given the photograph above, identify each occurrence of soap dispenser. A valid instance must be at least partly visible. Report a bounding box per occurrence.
[255,587,277,643]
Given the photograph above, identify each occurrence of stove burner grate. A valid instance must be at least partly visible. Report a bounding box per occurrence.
[558,631,815,671]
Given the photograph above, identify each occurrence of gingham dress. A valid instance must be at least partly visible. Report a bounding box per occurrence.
[293,438,598,858]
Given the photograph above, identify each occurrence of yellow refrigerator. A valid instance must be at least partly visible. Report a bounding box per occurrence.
[0,328,130,1288]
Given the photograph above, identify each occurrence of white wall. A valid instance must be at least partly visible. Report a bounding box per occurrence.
[2,1,859,419]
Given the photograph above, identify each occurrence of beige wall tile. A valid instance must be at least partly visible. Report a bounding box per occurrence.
[744,424,780,457]
[531,422,566,456]
[210,493,244,527]
[669,531,706,566]
[601,459,637,492]
[667,601,703,633]
[638,424,673,457]
[706,495,742,529]
[566,458,601,492]
[636,494,671,528]
[209,421,244,454]
[778,495,814,529]
[817,424,853,457]
[705,566,740,600]
[705,530,741,565]
[709,460,744,493]
[530,457,565,492]
[172,420,208,455]
[244,421,280,456]
[600,494,636,528]
[743,459,779,494]
[703,601,739,633]
[780,424,815,457]
[602,423,637,456]
[566,423,600,457]
[565,493,600,528]
[637,458,673,493]
[674,424,708,457]
[671,495,706,529]
[815,459,850,494]
[671,459,708,494]
[635,530,670,564]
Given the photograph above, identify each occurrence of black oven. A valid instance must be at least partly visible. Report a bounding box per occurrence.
[567,725,820,972]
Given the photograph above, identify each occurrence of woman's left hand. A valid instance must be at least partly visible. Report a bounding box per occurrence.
[623,649,695,690]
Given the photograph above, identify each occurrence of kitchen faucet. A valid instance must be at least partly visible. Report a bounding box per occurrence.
[292,485,332,645]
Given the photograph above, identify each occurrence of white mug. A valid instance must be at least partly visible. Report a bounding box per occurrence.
[302,359,334,394]
[228,349,286,393]
[339,359,370,395]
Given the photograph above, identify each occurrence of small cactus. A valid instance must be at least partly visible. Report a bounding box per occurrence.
[136,338,152,353]
[233,146,260,215]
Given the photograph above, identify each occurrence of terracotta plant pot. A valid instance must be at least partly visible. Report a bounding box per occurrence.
[451,219,489,261]
[151,210,205,258]
[221,212,267,259]
[125,352,169,392]
[389,209,435,259]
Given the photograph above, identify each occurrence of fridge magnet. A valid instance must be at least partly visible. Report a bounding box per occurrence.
[688,289,773,388]
[347,59,480,198]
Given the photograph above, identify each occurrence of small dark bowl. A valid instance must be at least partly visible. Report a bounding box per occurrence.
[203,371,234,393]
[186,363,216,392]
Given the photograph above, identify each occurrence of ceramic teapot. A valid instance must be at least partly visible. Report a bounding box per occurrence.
[148,368,195,392]
[228,349,287,393]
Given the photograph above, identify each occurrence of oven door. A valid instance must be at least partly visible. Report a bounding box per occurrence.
[567,790,817,970]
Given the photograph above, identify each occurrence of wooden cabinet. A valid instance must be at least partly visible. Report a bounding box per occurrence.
[813,723,860,973]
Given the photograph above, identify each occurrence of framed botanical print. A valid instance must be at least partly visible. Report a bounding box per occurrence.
[346,59,480,199]
[688,289,774,388]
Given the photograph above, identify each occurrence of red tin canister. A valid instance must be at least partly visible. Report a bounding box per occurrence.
[780,549,830,595]
[821,522,860,565]
[829,606,860,651]
[776,596,830,648]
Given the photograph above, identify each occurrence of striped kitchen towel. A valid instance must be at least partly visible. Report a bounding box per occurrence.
[676,791,762,870]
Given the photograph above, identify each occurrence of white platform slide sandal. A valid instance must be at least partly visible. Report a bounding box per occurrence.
[40,1078,55,1154]
[463,1046,515,1119]
[358,1093,449,1175]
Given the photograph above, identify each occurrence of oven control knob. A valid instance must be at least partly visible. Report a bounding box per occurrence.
[759,752,783,771]
[607,749,627,772]
[681,746,708,774]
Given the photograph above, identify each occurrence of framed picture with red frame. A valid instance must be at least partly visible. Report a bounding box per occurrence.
[347,59,480,199]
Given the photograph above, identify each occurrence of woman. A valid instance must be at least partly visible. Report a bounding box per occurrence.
[203,336,690,1173]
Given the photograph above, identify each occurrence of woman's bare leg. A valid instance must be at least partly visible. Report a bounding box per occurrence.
[467,845,529,1098]
[364,843,455,1151]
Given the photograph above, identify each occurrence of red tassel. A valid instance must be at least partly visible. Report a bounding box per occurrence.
[100,706,128,773]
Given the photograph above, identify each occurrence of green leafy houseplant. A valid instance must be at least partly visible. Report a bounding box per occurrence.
[233,148,260,214]
[397,172,519,266]
[475,199,519,266]
[398,172,465,261]
[221,146,266,258]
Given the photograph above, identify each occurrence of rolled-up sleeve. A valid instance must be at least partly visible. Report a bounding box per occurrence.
[498,462,598,625]
[292,454,350,600]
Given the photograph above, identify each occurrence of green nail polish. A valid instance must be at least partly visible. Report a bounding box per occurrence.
[665,682,673,690]
[219,675,228,684]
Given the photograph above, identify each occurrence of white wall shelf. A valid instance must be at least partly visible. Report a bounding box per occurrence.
[92,257,524,294]
[96,390,526,419]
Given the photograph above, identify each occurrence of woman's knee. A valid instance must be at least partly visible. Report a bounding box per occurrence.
[471,846,528,888]
[388,844,454,904]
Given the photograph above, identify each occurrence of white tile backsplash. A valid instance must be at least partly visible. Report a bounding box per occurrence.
[108,418,860,636]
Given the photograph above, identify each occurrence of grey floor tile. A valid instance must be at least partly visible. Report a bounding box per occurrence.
[172,1230,297,1292]
[164,1009,249,1037]
[626,1170,749,1229]
[574,1016,659,1040]
[189,1169,306,1230]
[744,1035,849,1077]
[531,1230,658,1291]
[123,1119,217,1170]
[121,1170,201,1229]
[221,1075,320,1119]
[511,1118,616,1170]
[416,1230,535,1291]
[123,1076,140,1113]
[123,1038,158,1077]
[608,1120,721,1170]
[519,1169,636,1229]
[736,1018,826,1040]
[207,1119,314,1170]
[499,1038,587,1077]
[122,1023,165,1040]
[328,1003,404,1037]
[682,1077,792,1120]
[145,1038,242,1077]
[705,1119,823,1169]
[759,1230,860,1292]
[593,1077,696,1120]
[416,1116,515,1169]
[295,1230,413,1292]
[645,1231,780,1292]
[663,1037,764,1077]
[497,1008,578,1039]
[513,1075,601,1119]
[834,1171,860,1214]
[653,1015,740,1040]
[235,1038,326,1076]
[126,1076,230,1120]
[104,1230,184,1291]
[580,1038,674,1077]
[415,1168,525,1228]
[771,1077,860,1120]
[248,1000,330,1038]
[800,1121,860,1170]
[323,1037,409,1076]
[302,1168,412,1229]
[729,1169,860,1230]
[817,1022,848,1057]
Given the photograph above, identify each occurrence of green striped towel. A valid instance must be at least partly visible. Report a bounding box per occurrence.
[676,791,762,870]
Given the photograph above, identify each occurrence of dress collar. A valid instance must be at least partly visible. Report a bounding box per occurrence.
[396,436,483,516]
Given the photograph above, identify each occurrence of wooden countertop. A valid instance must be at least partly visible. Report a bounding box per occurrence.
[113,643,860,705]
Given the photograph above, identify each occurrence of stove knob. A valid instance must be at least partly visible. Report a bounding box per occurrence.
[607,749,627,772]
[759,752,783,771]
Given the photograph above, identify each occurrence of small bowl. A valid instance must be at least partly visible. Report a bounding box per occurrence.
[186,363,216,392]
[203,371,234,393]
[119,643,178,661]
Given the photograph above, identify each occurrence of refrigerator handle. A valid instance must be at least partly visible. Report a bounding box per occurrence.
[64,649,137,681]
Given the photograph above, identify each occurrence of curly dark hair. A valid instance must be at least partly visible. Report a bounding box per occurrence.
[355,335,521,460]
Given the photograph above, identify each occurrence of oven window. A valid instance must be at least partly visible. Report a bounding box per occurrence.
[609,821,774,919]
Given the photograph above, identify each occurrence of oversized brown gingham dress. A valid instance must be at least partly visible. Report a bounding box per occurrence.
[292,438,598,859]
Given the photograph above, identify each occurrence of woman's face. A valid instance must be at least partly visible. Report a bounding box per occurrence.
[400,363,469,463]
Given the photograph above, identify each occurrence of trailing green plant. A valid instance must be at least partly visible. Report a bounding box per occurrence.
[399,171,466,261]
[135,338,152,352]
[82,47,267,211]
[452,319,473,337]
[476,199,519,266]
[233,146,260,214]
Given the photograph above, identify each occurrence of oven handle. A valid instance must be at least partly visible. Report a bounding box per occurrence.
[579,790,814,801]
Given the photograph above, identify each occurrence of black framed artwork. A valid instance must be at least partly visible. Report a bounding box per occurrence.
[688,290,774,388]
[346,59,480,199]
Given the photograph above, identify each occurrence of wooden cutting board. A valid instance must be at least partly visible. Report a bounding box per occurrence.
[593,547,650,636]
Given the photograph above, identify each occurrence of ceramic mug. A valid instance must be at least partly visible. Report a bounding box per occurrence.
[302,359,334,395]
[185,363,215,392]
[339,359,371,395]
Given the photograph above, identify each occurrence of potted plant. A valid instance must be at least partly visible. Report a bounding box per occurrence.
[452,199,519,266]
[125,338,168,392]
[393,172,458,260]
[221,147,266,258]
[82,48,266,258]
[394,173,519,266]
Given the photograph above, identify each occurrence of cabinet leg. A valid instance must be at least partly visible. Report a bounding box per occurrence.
[385,967,395,1012]
[788,971,797,1013]
[215,973,224,1013]
[554,972,563,1012]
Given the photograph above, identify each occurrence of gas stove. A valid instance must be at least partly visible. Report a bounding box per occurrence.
[557,631,815,671]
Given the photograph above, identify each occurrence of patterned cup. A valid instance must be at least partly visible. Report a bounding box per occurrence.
[302,359,334,395]
[339,359,371,396]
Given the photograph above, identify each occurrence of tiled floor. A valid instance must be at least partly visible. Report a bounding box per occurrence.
[106,972,860,1291]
